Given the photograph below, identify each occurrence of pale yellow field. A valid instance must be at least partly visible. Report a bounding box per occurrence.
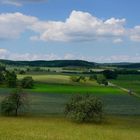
[0,116,139,140]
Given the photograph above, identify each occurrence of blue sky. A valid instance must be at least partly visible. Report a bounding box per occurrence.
[0,0,140,62]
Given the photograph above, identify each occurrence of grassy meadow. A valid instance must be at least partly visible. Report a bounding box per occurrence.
[18,74,72,84]
[0,116,140,140]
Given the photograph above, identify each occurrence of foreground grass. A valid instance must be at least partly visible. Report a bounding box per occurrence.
[0,116,139,140]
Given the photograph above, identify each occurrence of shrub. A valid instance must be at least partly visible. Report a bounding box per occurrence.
[21,76,34,89]
[70,76,86,83]
[65,95,103,123]
[70,76,80,82]
[79,76,86,82]
[102,79,108,86]
[97,77,108,86]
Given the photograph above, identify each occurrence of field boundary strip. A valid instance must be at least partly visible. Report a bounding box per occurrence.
[108,82,140,98]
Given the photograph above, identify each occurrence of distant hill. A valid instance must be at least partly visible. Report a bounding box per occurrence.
[103,63,140,69]
[0,59,140,69]
[0,59,96,68]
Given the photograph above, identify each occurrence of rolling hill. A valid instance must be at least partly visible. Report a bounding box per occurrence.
[0,59,96,67]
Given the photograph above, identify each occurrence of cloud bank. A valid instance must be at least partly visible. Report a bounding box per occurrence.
[0,48,140,63]
[0,11,140,43]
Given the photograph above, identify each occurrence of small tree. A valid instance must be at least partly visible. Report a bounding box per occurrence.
[19,70,26,75]
[97,77,108,86]
[102,79,108,86]
[26,68,30,72]
[0,65,6,84]
[89,75,97,81]
[65,95,103,123]
[96,75,108,86]
[0,65,6,71]
[103,70,118,79]
[5,71,17,88]
[34,67,41,72]
[21,76,34,89]
[1,88,27,116]
[0,72,5,84]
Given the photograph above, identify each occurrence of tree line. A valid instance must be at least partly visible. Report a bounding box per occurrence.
[0,66,34,89]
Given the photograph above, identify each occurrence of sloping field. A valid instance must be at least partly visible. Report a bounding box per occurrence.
[18,74,72,84]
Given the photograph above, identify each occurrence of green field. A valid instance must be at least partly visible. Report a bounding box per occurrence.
[0,89,140,115]
[111,74,140,94]
[17,74,124,94]
[0,72,140,140]
[0,116,139,140]
[26,92,140,115]
[30,83,124,94]
[0,73,139,116]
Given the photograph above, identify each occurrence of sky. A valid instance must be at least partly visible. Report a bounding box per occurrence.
[0,0,140,62]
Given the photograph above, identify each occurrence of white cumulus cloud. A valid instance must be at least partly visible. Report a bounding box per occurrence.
[0,11,140,43]
[31,11,126,42]
[0,12,37,39]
